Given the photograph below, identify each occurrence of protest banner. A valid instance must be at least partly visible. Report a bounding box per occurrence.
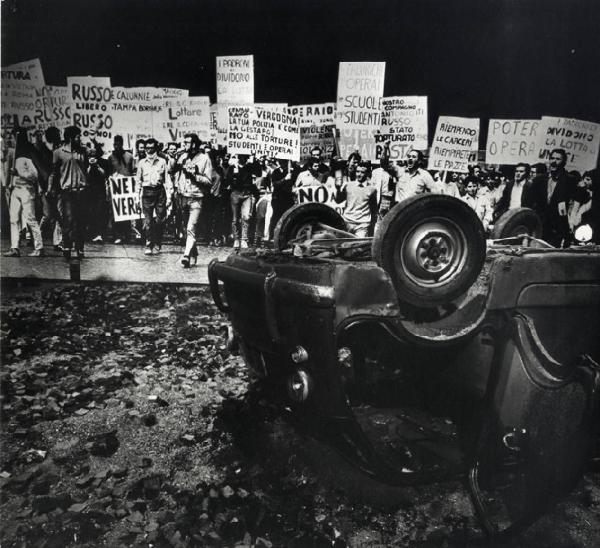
[485,119,539,165]
[374,96,428,160]
[537,116,600,172]
[289,103,336,162]
[109,175,142,222]
[336,62,385,160]
[295,182,344,215]
[227,105,299,160]
[159,88,189,98]
[33,86,71,132]
[428,116,480,173]
[1,59,45,129]
[112,87,157,150]
[216,55,254,104]
[67,76,113,150]
[152,96,210,144]
[1,58,45,87]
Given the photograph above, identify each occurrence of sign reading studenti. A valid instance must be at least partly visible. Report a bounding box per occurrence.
[68,76,113,150]
[537,116,600,172]
[109,175,142,222]
[375,96,428,160]
[485,119,539,165]
[216,55,254,104]
[227,106,299,161]
[428,116,480,173]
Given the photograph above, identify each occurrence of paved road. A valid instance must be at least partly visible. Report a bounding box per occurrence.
[0,239,232,284]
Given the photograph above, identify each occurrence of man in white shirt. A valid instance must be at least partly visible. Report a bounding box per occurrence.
[494,163,532,219]
[334,162,377,237]
[395,149,443,203]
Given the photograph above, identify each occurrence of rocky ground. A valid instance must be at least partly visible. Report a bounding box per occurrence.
[1,281,599,547]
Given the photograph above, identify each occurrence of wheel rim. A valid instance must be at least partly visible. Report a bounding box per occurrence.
[396,217,468,288]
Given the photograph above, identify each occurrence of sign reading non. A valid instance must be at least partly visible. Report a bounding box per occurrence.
[289,103,336,162]
[227,106,299,160]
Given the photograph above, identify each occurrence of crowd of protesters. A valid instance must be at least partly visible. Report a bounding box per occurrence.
[1,126,598,266]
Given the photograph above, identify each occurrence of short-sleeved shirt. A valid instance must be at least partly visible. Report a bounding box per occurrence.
[342,179,377,225]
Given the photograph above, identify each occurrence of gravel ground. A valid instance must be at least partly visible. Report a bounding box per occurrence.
[1,281,599,547]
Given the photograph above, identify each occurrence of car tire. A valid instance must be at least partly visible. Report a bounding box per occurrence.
[372,195,487,307]
[491,207,542,241]
[273,203,348,251]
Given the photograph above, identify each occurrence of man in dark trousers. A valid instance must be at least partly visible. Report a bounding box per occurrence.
[494,162,535,219]
[530,148,572,247]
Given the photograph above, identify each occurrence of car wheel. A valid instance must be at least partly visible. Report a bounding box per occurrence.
[273,203,348,251]
[491,207,542,242]
[372,195,487,307]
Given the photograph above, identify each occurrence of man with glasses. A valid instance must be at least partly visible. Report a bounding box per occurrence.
[136,138,170,255]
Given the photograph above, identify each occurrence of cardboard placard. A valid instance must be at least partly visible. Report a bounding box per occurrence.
[109,175,142,222]
[216,55,254,104]
[428,116,480,173]
[485,119,540,165]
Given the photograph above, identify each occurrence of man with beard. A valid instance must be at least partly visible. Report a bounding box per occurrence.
[530,148,571,247]
[171,133,212,266]
[395,149,442,203]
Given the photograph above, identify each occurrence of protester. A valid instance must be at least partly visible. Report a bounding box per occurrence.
[204,148,229,246]
[225,153,261,249]
[395,149,441,202]
[460,176,493,231]
[36,127,64,249]
[530,148,571,247]
[136,137,170,255]
[85,142,110,243]
[171,133,212,266]
[269,158,295,239]
[334,161,377,237]
[48,125,89,260]
[568,170,595,241]
[3,130,44,257]
[494,163,534,218]
[107,135,136,243]
[371,143,397,227]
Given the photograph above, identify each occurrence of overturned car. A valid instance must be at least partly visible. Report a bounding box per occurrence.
[209,195,600,537]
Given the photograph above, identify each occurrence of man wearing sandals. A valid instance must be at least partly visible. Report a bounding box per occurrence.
[171,133,212,267]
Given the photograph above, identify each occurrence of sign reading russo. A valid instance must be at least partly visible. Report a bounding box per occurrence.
[375,96,428,160]
[227,106,300,161]
[428,116,480,173]
[67,76,114,150]
[109,175,142,222]
[216,55,254,104]
[485,119,539,165]
[536,116,600,172]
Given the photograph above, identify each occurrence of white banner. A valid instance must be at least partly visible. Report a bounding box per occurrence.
[109,175,142,222]
[485,119,540,165]
[33,86,72,132]
[216,55,254,104]
[111,87,155,151]
[537,116,600,172]
[295,182,344,215]
[289,103,336,162]
[374,96,428,160]
[152,96,210,144]
[428,116,480,173]
[227,105,299,160]
[67,76,114,150]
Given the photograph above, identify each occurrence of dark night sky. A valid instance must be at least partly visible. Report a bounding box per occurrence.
[2,0,600,134]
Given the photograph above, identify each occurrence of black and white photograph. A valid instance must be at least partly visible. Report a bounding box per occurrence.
[1,0,599,546]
